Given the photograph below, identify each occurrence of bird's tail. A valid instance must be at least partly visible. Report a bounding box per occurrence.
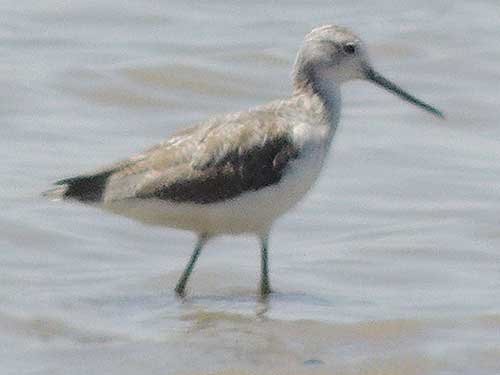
[42,185,68,201]
[43,171,113,203]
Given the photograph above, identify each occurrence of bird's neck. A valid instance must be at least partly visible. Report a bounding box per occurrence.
[293,70,342,130]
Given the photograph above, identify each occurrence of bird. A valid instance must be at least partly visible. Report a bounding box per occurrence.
[44,25,444,299]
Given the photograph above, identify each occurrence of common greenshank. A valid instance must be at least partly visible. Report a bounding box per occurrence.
[45,25,443,298]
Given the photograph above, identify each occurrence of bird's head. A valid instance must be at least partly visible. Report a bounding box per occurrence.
[294,25,444,118]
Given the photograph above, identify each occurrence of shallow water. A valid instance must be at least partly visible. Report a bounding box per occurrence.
[2,1,500,374]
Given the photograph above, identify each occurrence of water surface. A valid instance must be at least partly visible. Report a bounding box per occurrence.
[2,1,500,374]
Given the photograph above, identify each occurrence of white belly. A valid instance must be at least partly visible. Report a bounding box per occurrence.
[104,143,328,236]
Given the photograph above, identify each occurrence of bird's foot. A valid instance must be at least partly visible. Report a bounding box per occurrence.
[259,282,272,300]
[174,284,187,299]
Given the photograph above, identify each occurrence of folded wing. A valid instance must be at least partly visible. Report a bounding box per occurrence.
[49,106,301,205]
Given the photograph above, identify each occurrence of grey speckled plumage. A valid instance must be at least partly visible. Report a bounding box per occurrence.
[55,92,326,205]
[45,25,443,298]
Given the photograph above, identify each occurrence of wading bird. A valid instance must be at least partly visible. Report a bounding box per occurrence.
[45,25,443,298]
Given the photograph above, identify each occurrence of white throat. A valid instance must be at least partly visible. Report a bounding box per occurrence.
[314,72,342,134]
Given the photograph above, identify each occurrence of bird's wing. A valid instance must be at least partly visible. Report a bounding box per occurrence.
[131,108,300,204]
[53,105,301,204]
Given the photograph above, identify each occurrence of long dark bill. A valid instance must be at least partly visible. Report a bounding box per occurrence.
[365,68,444,119]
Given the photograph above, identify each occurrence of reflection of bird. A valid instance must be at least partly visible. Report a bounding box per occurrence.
[45,25,443,298]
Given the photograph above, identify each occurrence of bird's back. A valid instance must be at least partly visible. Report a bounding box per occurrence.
[46,95,327,207]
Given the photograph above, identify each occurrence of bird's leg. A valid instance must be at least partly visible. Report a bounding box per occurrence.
[175,233,209,297]
[259,235,272,298]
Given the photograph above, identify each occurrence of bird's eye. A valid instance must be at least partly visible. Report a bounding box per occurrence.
[343,43,357,55]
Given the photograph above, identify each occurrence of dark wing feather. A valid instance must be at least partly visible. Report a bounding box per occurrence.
[50,101,302,205]
[135,133,299,204]
[55,170,115,202]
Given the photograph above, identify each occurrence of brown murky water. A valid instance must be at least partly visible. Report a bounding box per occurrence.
[2,1,500,374]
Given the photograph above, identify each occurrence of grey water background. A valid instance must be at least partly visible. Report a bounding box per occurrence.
[2,1,500,374]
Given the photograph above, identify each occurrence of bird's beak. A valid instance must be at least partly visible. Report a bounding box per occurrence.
[365,67,444,119]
